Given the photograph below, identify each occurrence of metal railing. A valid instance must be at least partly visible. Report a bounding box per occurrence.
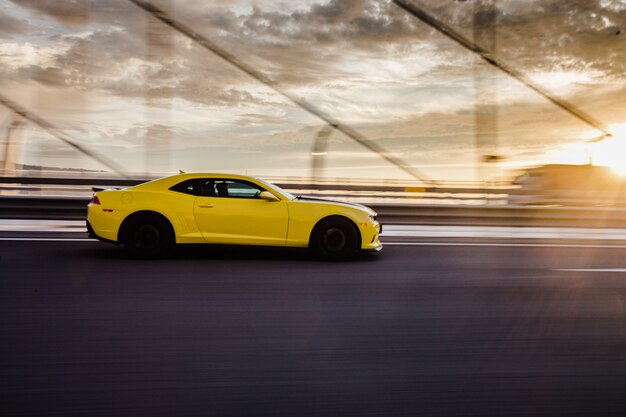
[4,175,626,207]
[0,175,515,205]
[3,176,626,228]
[4,194,626,228]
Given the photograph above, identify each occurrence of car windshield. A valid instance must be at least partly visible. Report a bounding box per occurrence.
[257,178,295,200]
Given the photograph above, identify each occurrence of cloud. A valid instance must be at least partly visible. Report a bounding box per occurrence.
[2,0,429,99]
[2,0,625,178]
[491,0,625,78]
[7,0,622,106]
[8,0,106,27]
[0,9,32,38]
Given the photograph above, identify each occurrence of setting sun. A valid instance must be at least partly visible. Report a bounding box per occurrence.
[593,123,626,175]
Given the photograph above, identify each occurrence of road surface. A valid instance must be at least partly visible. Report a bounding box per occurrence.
[2,237,626,416]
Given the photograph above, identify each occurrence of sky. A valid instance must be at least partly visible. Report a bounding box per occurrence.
[0,0,625,182]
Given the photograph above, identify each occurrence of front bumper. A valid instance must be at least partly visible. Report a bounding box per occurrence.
[361,222,382,252]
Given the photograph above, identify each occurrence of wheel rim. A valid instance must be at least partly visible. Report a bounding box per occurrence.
[133,224,161,250]
[323,227,347,252]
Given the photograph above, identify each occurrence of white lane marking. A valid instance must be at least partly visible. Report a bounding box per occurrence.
[1,239,626,250]
[553,269,626,272]
[381,225,626,240]
[0,220,83,226]
[383,225,626,234]
[383,242,626,249]
[0,220,86,233]
[0,228,87,233]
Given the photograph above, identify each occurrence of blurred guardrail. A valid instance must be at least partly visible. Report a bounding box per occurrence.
[3,176,626,227]
[4,194,626,228]
[0,175,516,205]
[4,175,626,206]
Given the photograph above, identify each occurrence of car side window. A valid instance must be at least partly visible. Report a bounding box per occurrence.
[169,179,202,196]
[212,180,263,199]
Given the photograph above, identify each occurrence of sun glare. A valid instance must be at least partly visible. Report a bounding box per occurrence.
[593,123,626,175]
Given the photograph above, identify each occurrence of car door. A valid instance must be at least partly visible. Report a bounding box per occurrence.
[193,179,289,246]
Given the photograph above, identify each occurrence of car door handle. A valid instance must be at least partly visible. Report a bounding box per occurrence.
[198,204,214,208]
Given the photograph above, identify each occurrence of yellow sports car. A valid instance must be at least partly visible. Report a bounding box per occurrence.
[87,173,382,259]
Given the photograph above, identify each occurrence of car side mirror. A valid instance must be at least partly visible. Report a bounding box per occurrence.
[259,191,280,202]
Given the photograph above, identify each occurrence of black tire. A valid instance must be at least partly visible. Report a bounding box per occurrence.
[310,217,360,260]
[122,214,173,259]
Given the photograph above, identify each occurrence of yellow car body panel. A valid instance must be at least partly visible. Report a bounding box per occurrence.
[193,196,289,245]
[87,173,382,251]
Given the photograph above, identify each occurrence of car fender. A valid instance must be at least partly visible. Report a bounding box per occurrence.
[115,191,203,243]
[285,201,367,247]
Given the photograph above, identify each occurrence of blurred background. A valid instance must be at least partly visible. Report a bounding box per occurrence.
[0,0,625,205]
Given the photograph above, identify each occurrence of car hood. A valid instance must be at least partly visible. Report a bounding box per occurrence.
[295,196,376,216]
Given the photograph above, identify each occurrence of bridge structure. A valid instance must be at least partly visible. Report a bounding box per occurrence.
[1,0,615,188]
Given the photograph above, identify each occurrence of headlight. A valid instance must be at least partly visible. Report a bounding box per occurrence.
[368,214,377,222]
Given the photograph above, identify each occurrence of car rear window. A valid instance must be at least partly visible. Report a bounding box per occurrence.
[169,179,202,196]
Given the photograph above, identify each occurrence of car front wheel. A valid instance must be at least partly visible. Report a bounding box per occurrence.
[311,217,359,260]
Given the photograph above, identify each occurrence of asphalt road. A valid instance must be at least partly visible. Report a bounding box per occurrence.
[2,239,626,416]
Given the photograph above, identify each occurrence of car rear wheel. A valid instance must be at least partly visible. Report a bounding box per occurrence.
[123,214,173,259]
[311,217,359,260]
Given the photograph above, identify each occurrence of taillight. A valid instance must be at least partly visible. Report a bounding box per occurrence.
[91,195,100,205]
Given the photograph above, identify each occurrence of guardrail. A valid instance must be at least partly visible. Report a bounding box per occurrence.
[3,177,626,227]
[0,176,515,205]
[0,195,90,220]
[5,176,626,207]
[0,175,512,193]
[4,195,626,228]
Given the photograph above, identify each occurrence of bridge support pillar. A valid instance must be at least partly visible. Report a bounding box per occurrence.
[1,113,24,176]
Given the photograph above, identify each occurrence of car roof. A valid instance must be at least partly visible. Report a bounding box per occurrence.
[172,172,255,179]
[132,173,262,191]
